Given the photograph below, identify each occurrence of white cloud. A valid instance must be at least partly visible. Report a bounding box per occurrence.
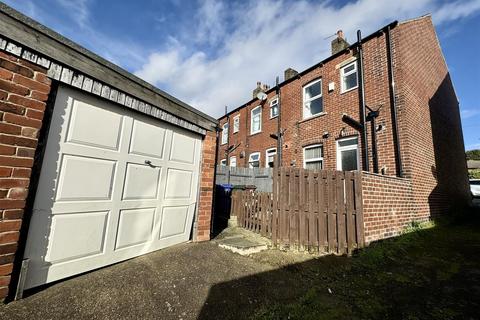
[461,109,480,120]
[433,0,480,24]
[136,0,441,117]
[195,0,227,45]
[54,0,91,29]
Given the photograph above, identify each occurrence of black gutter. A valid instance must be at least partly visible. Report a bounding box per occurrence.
[219,20,399,121]
[357,30,369,172]
[386,25,403,177]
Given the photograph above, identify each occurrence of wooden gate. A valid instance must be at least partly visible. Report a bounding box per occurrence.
[232,168,364,254]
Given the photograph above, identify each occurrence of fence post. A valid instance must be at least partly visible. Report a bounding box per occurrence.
[336,171,346,254]
[272,168,278,244]
[354,171,365,248]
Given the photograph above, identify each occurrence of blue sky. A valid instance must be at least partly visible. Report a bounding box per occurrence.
[2,0,480,150]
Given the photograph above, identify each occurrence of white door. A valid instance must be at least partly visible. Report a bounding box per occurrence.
[23,86,202,289]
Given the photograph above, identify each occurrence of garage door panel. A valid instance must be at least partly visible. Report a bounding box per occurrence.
[65,97,123,151]
[159,206,189,239]
[129,119,166,159]
[169,131,197,164]
[115,208,155,250]
[122,163,161,200]
[56,155,116,202]
[46,211,108,263]
[164,168,193,200]
[52,200,114,213]
[24,86,202,289]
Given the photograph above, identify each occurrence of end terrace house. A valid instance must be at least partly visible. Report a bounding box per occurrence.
[218,16,469,237]
[0,4,217,301]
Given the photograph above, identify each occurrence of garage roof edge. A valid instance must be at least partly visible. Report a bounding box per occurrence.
[0,3,218,133]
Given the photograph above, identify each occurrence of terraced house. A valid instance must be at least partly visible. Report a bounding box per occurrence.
[218,15,469,238]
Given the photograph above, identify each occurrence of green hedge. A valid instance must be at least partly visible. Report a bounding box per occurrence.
[469,169,480,179]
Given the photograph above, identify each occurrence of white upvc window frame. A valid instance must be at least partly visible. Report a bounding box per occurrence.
[302,78,323,119]
[303,144,323,170]
[340,61,358,93]
[233,115,240,133]
[221,122,228,145]
[336,136,360,171]
[229,156,237,167]
[220,158,227,166]
[270,98,279,119]
[248,152,261,168]
[250,106,262,135]
[265,147,277,168]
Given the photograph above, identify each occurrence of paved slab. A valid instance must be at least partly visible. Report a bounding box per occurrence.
[214,227,271,255]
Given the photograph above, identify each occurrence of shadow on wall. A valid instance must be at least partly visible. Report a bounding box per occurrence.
[428,73,470,214]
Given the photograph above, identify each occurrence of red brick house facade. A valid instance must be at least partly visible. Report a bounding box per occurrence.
[217,16,469,240]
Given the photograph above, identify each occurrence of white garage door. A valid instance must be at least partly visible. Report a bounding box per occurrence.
[23,86,202,289]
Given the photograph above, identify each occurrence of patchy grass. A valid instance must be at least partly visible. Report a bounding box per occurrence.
[251,215,480,320]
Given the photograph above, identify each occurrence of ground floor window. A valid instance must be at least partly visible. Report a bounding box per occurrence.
[220,159,227,166]
[337,136,359,171]
[249,152,260,168]
[230,156,237,167]
[303,144,323,170]
[266,148,277,168]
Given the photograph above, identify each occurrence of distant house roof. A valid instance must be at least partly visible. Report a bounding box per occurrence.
[468,160,480,169]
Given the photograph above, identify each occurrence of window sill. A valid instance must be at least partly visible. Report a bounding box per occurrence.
[340,86,358,94]
[269,115,278,120]
[299,112,327,124]
[250,131,262,136]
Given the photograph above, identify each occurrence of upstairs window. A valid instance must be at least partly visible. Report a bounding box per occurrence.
[270,98,279,118]
[248,152,260,168]
[221,122,228,145]
[233,115,240,133]
[303,79,323,119]
[303,144,323,170]
[266,148,277,168]
[251,106,262,134]
[337,136,359,171]
[340,61,358,93]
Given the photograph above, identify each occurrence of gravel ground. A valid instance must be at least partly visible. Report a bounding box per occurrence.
[0,241,313,320]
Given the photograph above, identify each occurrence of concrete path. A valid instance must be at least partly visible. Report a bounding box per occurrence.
[0,241,314,320]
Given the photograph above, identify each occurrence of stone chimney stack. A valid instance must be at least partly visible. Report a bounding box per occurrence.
[331,30,349,55]
[252,82,270,99]
[284,68,299,81]
[252,81,262,99]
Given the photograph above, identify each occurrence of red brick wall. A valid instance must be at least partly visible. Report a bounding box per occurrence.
[218,29,399,175]
[196,130,217,241]
[362,172,417,243]
[0,51,51,300]
[393,17,469,216]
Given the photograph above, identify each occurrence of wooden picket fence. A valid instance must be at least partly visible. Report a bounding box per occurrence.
[232,168,364,254]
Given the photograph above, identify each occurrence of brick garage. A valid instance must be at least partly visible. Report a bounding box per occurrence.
[218,15,469,243]
[0,4,217,301]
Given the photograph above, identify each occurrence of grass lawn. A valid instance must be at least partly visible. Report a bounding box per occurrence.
[251,214,480,320]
